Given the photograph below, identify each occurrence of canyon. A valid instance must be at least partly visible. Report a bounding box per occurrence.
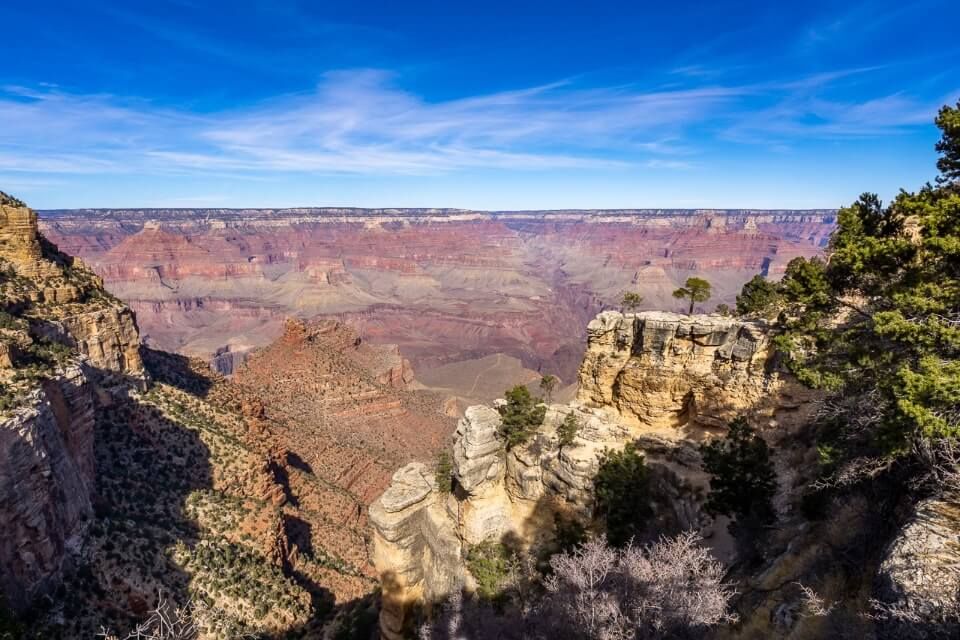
[40,208,834,404]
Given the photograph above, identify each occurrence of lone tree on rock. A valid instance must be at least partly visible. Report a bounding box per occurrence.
[621,291,643,312]
[497,385,546,450]
[556,411,581,456]
[539,374,559,403]
[673,277,712,314]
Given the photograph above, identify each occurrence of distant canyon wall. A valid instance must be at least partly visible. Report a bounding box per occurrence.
[40,208,834,381]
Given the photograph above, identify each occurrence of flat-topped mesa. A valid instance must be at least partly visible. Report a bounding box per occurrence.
[577,310,777,435]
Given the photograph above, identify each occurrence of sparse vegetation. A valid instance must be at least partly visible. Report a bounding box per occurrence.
[556,412,580,455]
[465,540,512,601]
[423,533,735,640]
[621,291,644,312]
[672,277,712,314]
[538,374,558,402]
[435,450,453,494]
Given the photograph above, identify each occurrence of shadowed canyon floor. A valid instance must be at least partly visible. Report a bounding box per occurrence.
[41,208,834,392]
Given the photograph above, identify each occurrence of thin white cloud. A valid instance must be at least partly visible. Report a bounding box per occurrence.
[0,68,950,180]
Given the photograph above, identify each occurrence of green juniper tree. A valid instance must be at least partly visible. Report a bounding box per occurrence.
[556,412,580,456]
[673,277,712,314]
[735,274,781,317]
[539,374,559,403]
[435,451,453,494]
[758,100,960,470]
[701,418,777,529]
[497,385,546,450]
[621,291,644,312]
[593,444,652,547]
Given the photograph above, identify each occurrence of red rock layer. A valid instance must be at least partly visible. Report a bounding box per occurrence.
[40,209,834,383]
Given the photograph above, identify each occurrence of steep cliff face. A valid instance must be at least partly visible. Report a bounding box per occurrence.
[577,311,785,433]
[369,311,811,638]
[0,192,145,614]
[0,365,95,611]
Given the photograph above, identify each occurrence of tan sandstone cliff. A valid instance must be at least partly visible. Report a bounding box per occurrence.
[368,311,814,638]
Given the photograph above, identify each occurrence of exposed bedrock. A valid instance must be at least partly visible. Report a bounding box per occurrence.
[577,310,793,434]
[0,365,96,612]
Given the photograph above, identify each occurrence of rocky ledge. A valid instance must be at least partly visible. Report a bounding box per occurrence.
[577,311,779,433]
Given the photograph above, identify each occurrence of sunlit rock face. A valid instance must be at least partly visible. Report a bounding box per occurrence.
[0,193,146,612]
[40,208,834,380]
[577,311,776,434]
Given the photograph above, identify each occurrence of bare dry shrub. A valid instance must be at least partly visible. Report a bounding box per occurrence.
[96,592,254,640]
[542,532,736,640]
[421,532,736,640]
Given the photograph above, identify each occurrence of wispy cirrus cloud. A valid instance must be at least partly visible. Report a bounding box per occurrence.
[0,66,951,181]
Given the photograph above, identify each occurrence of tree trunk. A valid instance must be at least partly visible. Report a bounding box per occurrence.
[688,298,694,314]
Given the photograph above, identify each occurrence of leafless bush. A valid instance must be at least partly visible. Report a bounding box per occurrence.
[913,438,960,493]
[97,592,254,640]
[813,388,885,440]
[811,455,893,490]
[796,582,834,617]
[867,589,960,639]
[542,532,737,640]
[421,532,736,640]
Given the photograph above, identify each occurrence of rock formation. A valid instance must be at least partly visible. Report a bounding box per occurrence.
[0,196,47,278]
[369,311,811,638]
[877,490,960,621]
[577,311,780,433]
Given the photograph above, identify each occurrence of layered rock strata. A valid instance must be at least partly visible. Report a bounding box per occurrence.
[0,192,146,612]
[40,208,834,380]
[577,311,778,433]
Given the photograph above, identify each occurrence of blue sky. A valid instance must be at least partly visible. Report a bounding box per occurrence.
[1,0,958,210]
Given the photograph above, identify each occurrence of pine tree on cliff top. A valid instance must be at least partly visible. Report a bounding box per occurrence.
[673,277,712,314]
[768,100,960,458]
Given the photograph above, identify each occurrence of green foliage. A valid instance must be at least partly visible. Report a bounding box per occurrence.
[497,385,545,450]
[593,445,652,547]
[935,100,960,182]
[466,540,512,601]
[765,106,960,455]
[714,303,731,316]
[0,311,24,331]
[700,417,777,532]
[435,451,453,494]
[672,276,712,314]
[621,291,644,312]
[556,412,580,452]
[539,374,558,402]
[735,274,781,317]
